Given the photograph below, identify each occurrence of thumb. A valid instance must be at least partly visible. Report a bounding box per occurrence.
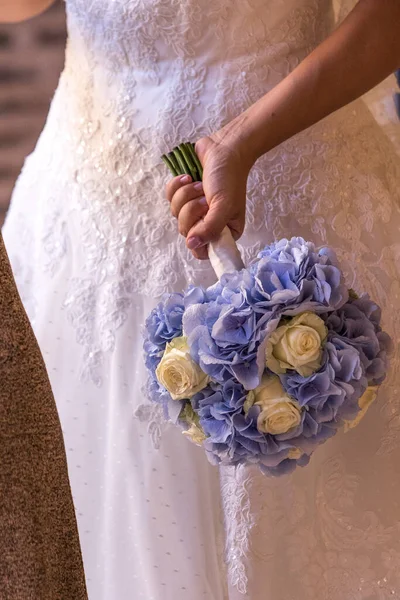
[186,201,230,250]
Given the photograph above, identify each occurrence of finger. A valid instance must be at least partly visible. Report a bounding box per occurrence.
[170,181,204,219]
[191,246,209,261]
[194,138,208,163]
[177,197,208,237]
[186,200,230,250]
[165,174,192,203]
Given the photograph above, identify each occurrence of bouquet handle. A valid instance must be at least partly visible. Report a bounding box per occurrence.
[208,226,245,279]
[162,143,245,279]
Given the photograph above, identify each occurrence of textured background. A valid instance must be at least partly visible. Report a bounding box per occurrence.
[0,1,66,224]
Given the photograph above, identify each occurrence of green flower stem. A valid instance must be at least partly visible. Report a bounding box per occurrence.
[167,151,182,175]
[188,143,203,180]
[161,141,203,182]
[161,154,179,177]
[173,146,191,176]
[180,143,199,181]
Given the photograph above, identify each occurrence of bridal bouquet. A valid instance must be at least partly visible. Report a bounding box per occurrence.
[143,144,392,476]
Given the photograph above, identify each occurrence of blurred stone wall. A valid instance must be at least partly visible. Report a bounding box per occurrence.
[0,1,66,224]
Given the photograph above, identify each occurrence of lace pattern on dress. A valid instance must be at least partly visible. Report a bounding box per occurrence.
[134,402,165,450]
[220,466,255,595]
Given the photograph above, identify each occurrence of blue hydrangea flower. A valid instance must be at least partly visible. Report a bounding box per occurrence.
[247,237,349,315]
[257,237,335,263]
[191,379,318,472]
[184,283,223,307]
[143,293,184,375]
[260,454,310,477]
[324,296,392,385]
[145,292,184,347]
[183,288,279,390]
[282,335,367,425]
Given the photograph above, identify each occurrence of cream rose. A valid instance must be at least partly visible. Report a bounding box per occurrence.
[288,448,303,460]
[181,402,207,445]
[253,375,302,435]
[156,337,209,400]
[344,387,378,432]
[183,422,207,445]
[266,312,327,377]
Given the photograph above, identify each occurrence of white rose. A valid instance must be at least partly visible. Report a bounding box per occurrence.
[266,312,327,377]
[181,402,207,445]
[253,375,302,435]
[156,337,209,400]
[288,448,303,460]
[183,423,207,446]
[344,387,378,432]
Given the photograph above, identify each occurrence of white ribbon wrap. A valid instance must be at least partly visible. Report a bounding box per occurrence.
[208,226,245,279]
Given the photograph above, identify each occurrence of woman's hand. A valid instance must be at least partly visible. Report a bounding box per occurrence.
[0,0,55,23]
[166,126,254,260]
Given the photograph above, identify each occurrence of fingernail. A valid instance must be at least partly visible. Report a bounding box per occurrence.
[187,236,203,250]
[199,196,208,205]
[180,175,191,183]
[193,182,203,191]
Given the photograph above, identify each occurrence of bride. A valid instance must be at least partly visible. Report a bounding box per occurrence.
[2,0,400,598]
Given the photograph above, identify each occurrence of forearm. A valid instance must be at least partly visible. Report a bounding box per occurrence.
[0,0,54,23]
[228,0,400,163]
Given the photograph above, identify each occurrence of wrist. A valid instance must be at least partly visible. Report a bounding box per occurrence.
[213,111,261,171]
[219,100,279,168]
[220,73,305,164]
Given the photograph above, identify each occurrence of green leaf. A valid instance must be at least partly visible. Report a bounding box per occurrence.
[349,288,359,300]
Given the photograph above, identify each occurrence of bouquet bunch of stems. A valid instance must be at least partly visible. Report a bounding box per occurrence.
[162,142,203,182]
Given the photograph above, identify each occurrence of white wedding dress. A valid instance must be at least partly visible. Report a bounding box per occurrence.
[3,0,400,598]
